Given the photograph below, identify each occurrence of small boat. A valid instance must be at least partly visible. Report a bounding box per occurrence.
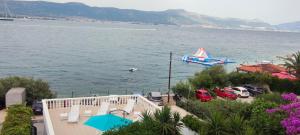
[182,48,234,66]
[0,0,14,21]
[129,68,138,72]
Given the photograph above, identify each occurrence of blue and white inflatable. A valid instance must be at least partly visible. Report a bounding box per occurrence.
[182,48,234,66]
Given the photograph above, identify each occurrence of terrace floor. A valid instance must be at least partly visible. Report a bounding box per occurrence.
[48,104,150,135]
[0,109,6,130]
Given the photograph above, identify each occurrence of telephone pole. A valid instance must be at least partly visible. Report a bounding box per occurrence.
[168,51,172,103]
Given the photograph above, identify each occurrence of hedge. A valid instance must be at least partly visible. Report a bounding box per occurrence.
[0,105,33,135]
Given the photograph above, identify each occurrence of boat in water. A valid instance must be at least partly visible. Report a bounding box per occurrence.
[182,48,234,66]
[129,68,138,72]
[0,0,14,21]
[0,18,13,21]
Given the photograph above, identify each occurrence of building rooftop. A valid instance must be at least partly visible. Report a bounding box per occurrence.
[6,87,25,95]
[237,63,286,73]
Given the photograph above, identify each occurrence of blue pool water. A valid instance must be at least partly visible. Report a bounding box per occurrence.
[84,114,133,131]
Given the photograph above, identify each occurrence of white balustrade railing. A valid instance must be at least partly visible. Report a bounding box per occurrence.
[42,100,55,135]
[42,95,160,135]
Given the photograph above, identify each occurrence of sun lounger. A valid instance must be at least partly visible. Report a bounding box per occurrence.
[97,102,110,115]
[123,99,135,114]
[68,105,80,123]
[133,111,143,122]
[83,110,92,116]
[60,112,68,120]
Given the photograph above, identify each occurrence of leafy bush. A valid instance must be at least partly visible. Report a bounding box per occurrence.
[188,72,214,89]
[181,115,203,132]
[179,98,285,135]
[189,65,228,89]
[0,76,56,107]
[256,93,287,104]
[248,99,285,135]
[0,105,33,135]
[171,81,194,99]
[177,99,250,119]
[199,111,228,135]
[225,114,247,135]
[181,114,246,135]
[228,72,272,86]
[269,77,300,94]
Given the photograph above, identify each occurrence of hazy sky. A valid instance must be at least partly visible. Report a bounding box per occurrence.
[28,0,300,24]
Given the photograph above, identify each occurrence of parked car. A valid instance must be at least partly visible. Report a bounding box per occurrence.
[195,89,213,102]
[232,87,250,98]
[243,84,264,96]
[214,88,238,100]
[32,100,43,115]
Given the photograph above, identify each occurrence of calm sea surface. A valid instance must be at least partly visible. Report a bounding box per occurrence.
[1,20,300,97]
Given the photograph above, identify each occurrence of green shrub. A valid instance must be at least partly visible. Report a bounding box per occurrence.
[248,99,285,135]
[0,105,33,135]
[0,76,55,107]
[177,99,250,119]
[256,93,287,104]
[228,72,272,86]
[200,111,228,135]
[189,66,228,89]
[172,81,194,99]
[225,114,247,135]
[182,115,203,132]
[269,77,300,94]
[180,99,284,135]
[189,72,214,89]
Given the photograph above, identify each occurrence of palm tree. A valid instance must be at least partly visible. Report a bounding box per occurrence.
[142,106,183,135]
[225,114,246,135]
[200,111,227,135]
[279,51,300,78]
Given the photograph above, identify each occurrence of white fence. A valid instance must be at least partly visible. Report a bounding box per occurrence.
[42,95,161,135]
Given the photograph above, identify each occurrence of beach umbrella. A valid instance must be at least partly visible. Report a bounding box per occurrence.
[84,114,132,131]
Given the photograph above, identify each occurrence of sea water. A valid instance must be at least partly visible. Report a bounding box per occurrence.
[1,19,300,96]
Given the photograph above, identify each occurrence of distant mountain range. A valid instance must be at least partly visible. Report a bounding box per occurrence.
[275,21,300,31]
[4,0,300,31]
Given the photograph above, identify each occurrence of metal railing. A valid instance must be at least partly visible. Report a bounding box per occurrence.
[42,95,161,135]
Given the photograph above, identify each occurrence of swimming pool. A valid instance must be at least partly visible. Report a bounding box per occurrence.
[84,114,133,131]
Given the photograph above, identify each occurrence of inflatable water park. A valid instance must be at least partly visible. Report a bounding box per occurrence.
[182,48,234,66]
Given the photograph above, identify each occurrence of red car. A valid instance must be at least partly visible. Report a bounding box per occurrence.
[214,87,238,100]
[196,89,213,102]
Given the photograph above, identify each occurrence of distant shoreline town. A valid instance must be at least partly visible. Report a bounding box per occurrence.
[2,0,300,32]
[4,16,299,34]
